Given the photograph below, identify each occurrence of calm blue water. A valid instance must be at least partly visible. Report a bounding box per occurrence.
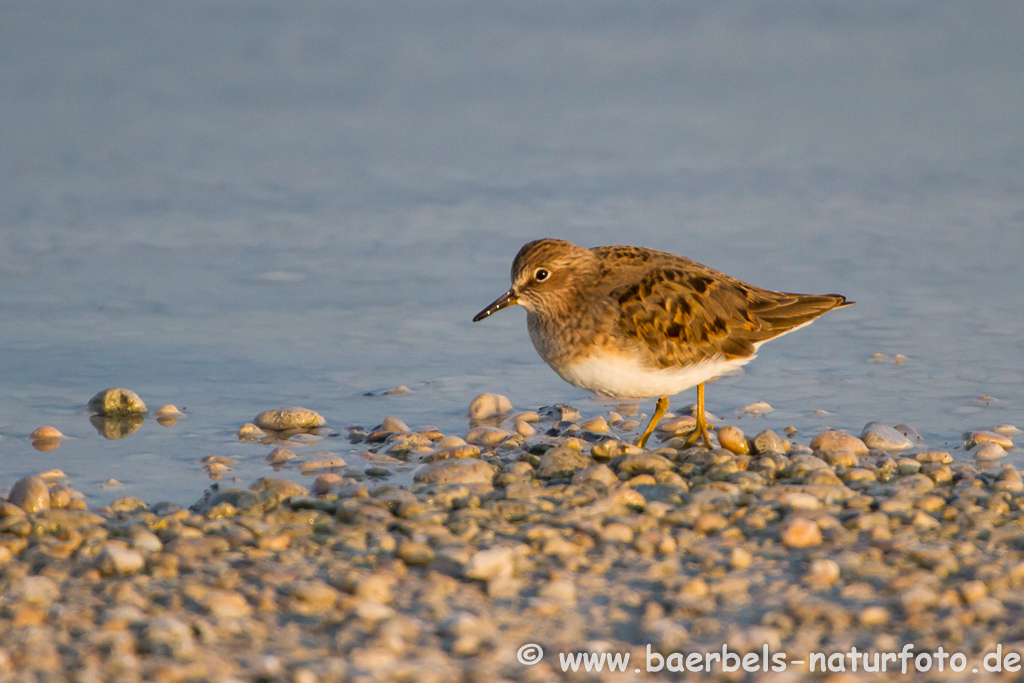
[2,2,1022,505]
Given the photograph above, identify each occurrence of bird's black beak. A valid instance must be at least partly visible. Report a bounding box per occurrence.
[473,289,518,322]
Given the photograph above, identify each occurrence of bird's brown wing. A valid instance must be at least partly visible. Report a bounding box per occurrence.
[605,260,850,369]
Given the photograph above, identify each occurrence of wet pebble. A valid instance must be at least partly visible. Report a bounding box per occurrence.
[299,455,347,473]
[860,422,914,451]
[966,430,1013,449]
[464,426,512,447]
[580,415,610,433]
[717,425,749,454]
[237,423,267,440]
[468,393,512,419]
[8,475,50,513]
[30,426,63,440]
[88,387,147,415]
[267,447,299,463]
[973,442,1007,460]
[738,401,773,416]
[254,407,326,430]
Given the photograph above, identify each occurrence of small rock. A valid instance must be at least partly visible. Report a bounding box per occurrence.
[414,459,498,485]
[468,393,512,420]
[859,606,890,627]
[88,388,147,415]
[730,547,753,569]
[465,547,515,581]
[994,466,1024,492]
[656,415,696,435]
[378,415,410,433]
[860,422,914,451]
[7,476,50,513]
[146,616,197,658]
[310,473,345,495]
[237,423,267,439]
[616,452,673,476]
[717,425,749,454]
[966,430,1013,449]
[993,424,1022,436]
[973,442,1007,460]
[515,421,537,437]
[30,426,63,440]
[580,416,610,433]
[299,455,347,473]
[154,404,183,417]
[266,447,299,463]
[738,401,773,416]
[572,464,619,488]
[809,430,868,455]
[397,540,434,566]
[286,580,341,614]
[206,590,253,618]
[97,543,146,576]
[895,423,926,443]
[538,578,576,605]
[753,430,789,454]
[464,426,512,447]
[254,407,325,430]
[537,446,594,479]
[781,517,822,548]
[9,576,60,607]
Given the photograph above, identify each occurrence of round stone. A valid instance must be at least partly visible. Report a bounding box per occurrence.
[973,442,1007,460]
[154,404,183,417]
[468,393,513,420]
[237,423,267,439]
[860,422,914,451]
[8,476,50,513]
[88,388,147,415]
[717,425,749,455]
[30,426,63,440]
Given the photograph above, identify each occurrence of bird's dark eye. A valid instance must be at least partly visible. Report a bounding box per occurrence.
[534,268,550,282]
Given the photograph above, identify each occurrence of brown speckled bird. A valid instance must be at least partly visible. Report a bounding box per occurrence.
[473,238,852,448]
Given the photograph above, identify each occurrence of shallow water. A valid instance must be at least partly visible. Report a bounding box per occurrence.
[1,2,1022,505]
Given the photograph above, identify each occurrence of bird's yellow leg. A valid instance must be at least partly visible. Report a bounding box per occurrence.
[683,383,714,448]
[637,396,669,449]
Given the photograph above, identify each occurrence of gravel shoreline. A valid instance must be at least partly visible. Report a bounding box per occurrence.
[3,396,1023,682]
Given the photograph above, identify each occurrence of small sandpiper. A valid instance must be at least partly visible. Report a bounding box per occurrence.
[473,238,852,448]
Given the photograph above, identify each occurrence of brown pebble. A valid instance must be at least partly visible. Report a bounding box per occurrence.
[717,425,749,455]
[781,517,823,548]
[30,426,63,440]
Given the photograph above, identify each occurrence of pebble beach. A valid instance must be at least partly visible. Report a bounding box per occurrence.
[3,391,1024,682]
